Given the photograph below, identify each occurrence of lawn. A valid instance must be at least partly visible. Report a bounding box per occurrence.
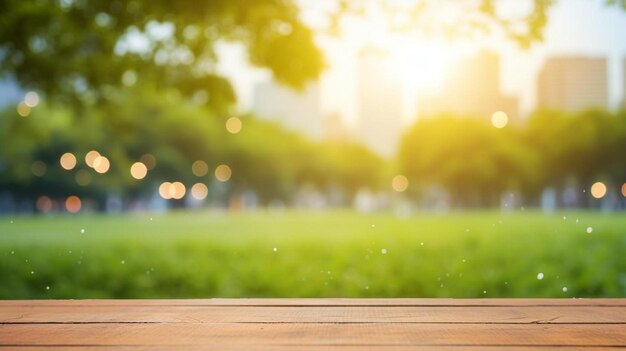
[0,210,625,299]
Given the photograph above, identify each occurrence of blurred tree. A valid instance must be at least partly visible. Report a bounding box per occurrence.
[398,116,539,207]
[320,142,385,199]
[607,110,626,183]
[0,103,108,205]
[3,0,623,110]
[526,109,624,205]
[322,0,625,48]
[0,0,324,110]
[224,117,307,203]
[528,110,601,180]
[3,0,625,211]
[223,117,384,204]
[0,90,385,208]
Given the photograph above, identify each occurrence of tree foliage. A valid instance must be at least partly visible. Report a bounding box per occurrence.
[0,89,383,208]
[0,0,324,110]
[398,115,540,207]
[526,109,626,187]
[397,109,626,207]
[323,0,625,48]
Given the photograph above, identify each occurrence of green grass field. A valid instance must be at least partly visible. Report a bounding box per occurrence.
[1,210,625,299]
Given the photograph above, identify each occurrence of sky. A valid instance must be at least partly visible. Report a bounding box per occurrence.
[217,0,626,125]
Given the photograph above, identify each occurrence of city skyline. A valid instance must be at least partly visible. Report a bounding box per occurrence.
[217,0,626,125]
[355,46,404,157]
[417,51,519,121]
[537,57,609,111]
[251,81,323,140]
[246,48,619,157]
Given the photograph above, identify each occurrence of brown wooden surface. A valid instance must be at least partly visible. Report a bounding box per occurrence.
[1,299,625,350]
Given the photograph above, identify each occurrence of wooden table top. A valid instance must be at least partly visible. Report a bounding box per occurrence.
[1,299,625,350]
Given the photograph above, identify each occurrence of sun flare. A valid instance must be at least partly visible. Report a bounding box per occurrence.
[393,41,456,92]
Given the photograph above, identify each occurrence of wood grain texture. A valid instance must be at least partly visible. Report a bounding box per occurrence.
[1,298,624,306]
[0,299,624,350]
[1,348,622,351]
[2,306,626,324]
[2,347,623,351]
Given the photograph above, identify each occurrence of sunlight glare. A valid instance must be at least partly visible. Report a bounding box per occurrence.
[491,111,509,128]
[226,117,242,134]
[65,195,81,213]
[191,183,208,200]
[130,162,148,180]
[215,164,232,182]
[159,182,172,199]
[169,182,186,200]
[85,151,101,168]
[60,153,77,170]
[392,175,409,192]
[590,182,607,199]
[192,160,209,177]
[17,102,31,117]
[394,42,455,92]
[93,156,110,174]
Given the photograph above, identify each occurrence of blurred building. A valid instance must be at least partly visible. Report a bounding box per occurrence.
[623,58,626,109]
[537,56,608,112]
[252,81,322,140]
[356,46,404,157]
[418,51,519,121]
[323,112,351,142]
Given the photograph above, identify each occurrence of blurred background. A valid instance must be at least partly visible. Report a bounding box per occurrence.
[1,0,626,299]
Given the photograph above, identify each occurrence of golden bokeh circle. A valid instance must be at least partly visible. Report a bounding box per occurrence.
[215,164,232,182]
[491,111,508,128]
[130,162,148,180]
[159,182,172,199]
[60,153,77,170]
[590,182,607,199]
[192,160,209,177]
[191,183,208,200]
[85,151,100,168]
[391,175,409,192]
[65,195,82,213]
[225,117,242,134]
[93,156,110,174]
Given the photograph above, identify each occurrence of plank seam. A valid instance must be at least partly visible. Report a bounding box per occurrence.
[1,344,625,348]
[3,304,624,307]
[3,321,626,325]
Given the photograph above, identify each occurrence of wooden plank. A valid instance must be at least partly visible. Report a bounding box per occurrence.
[1,299,625,349]
[1,298,624,307]
[8,348,626,351]
[1,323,625,347]
[0,347,620,351]
[1,306,626,324]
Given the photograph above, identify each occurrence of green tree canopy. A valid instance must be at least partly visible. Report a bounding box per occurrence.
[397,115,540,207]
[0,0,324,110]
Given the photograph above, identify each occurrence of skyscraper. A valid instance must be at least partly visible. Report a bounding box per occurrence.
[356,46,403,157]
[323,112,351,142]
[623,58,626,109]
[418,51,519,121]
[252,81,322,140]
[537,57,608,112]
